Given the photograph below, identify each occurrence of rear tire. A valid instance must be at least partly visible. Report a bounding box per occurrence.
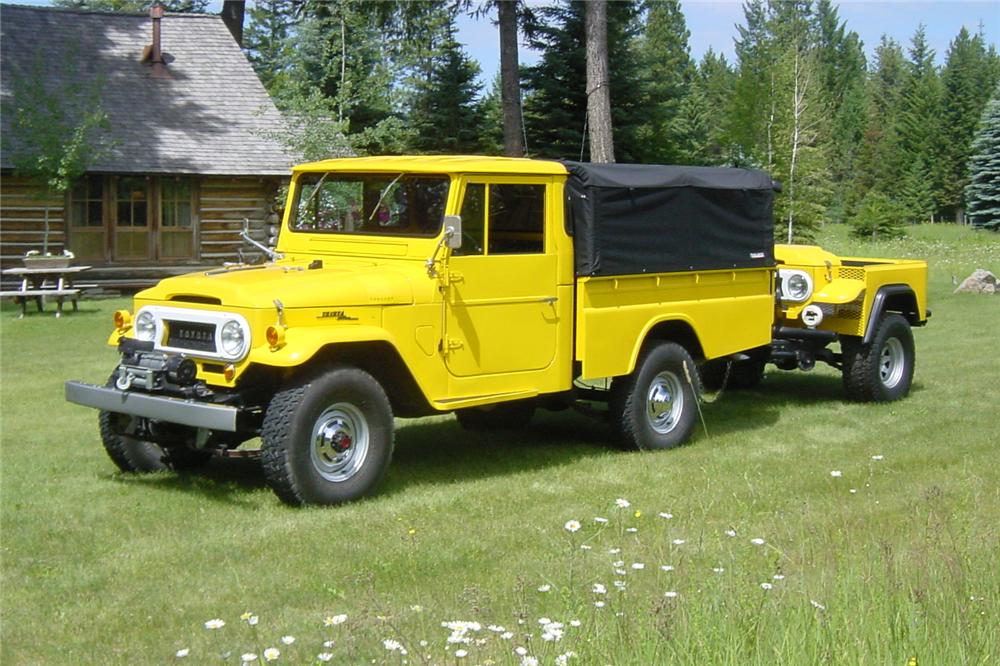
[261,367,394,506]
[455,401,535,430]
[842,313,915,402]
[610,342,700,451]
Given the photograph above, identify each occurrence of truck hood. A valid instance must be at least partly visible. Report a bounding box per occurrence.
[138,260,421,309]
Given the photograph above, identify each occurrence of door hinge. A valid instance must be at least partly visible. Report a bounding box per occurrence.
[443,337,464,354]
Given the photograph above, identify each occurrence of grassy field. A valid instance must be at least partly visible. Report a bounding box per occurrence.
[1,224,998,665]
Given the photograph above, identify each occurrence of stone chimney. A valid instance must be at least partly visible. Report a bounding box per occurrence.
[221,0,245,47]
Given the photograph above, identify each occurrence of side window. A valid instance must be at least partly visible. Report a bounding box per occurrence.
[456,183,485,256]
[488,184,544,255]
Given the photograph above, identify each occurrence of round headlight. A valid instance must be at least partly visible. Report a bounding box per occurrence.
[781,271,812,302]
[220,320,247,357]
[134,311,156,341]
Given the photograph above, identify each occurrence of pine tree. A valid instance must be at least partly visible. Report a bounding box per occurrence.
[729,0,772,165]
[856,36,908,199]
[965,91,1000,230]
[673,49,736,165]
[408,24,485,154]
[244,0,296,96]
[638,0,694,163]
[897,25,944,219]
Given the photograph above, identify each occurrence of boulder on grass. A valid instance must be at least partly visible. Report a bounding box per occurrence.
[954,268,998,294]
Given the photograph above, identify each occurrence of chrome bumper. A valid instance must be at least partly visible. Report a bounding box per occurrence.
[65,381,239,432]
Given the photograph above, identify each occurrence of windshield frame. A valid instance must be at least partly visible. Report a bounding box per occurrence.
[288,171,453,240]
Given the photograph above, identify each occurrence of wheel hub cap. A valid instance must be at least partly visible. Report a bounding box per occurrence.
[647,371,684,435]
[880,337,905,389]
[311,403,369,482]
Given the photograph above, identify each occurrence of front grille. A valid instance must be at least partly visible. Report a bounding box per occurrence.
[166,320,217,353]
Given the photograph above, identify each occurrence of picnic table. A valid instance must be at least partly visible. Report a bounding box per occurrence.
[0,265,93,318]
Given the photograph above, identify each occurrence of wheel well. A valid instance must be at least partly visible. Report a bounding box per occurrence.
[884,291,920,324]
[299,342,434,418]
[642,320,705,361]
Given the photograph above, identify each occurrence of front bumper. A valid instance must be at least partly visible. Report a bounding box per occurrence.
[65,381,239,432]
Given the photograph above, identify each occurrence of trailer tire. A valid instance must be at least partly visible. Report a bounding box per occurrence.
[842,313,915,402]
[610,342,700,451]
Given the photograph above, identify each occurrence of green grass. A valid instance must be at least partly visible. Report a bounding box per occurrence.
[2,224,998,664]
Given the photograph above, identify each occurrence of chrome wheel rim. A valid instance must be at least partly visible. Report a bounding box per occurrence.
[646,371,684,435]
[879,338,905,389]
[310,402,369,482]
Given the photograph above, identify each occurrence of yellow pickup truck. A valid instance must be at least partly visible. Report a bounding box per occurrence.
[66,156,928,505]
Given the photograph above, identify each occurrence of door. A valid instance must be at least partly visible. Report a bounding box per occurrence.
[444,179,560,377]
[113,176,152,260]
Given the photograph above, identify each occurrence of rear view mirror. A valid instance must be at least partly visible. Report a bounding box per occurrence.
[444,215,462,249]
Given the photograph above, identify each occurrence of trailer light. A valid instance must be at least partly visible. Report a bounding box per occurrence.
[801,304,824,328]
[778,269,813,302]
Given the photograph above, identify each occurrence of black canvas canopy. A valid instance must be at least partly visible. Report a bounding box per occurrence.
[562,161,778,277]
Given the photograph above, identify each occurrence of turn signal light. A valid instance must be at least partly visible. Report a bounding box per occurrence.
[223,364,236,382]
[113,310,132,330]
[266,325,286,349]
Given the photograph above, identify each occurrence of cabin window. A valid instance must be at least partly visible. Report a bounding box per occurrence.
[160,177,195,258]
[68,175,106,260]
[114,176,150,260]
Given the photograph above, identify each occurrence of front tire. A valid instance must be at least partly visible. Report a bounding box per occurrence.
[842,313,915,402]
[261,368,394,506]
[610,342,700,451]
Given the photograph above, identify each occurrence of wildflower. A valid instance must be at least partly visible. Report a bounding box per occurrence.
[750,538,765,546]
[263,647,280,661]
[246,616,259,627]
[634,510,642,518]
[501,632,514,640]
[660,565,675,571]
[280,636,295,645]
[850,488,858,494]
[419,640,428,647]
[712,567,725,574]
[455,649,468,658]
[541,622,564,642]
[593,583,607,594]
[672,539,685,545]
[614,568,627,575]
[410,605,424,612]
[612,560,625,567]
[522,657,539,666]
[626,527,638,533]
[580,544,592,550]
[515,647,528,656]
[658,512,673,519]
[724,529,737,537]
[773,574,785,580]
[608,548,621,554]
[408,528,416,535]
[594,601,606,608]
[317,654,333,663]
[241,654,258,663]
[487,625,505,633]
[538,617,551,625]
[383,638,407,655]
[322,641,335,648]
[240,611,253,621]
[570,619,581,627]
[830,470,842,477]
[760,583,773,590]
[556,652,576,665]
[615,498,631,508]
[871,455,884,461]
[204,619,225,630]
[810,600,826,611]
[631,563,645,570]
[614,580,626,589]
[324,614,347,627]
[175,648,190,658]
[564,520,581,533]
[594,517,609,524]
[664,591,678,598]
[537,584,551,592]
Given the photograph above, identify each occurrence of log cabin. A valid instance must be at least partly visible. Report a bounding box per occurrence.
[0,2,298,290]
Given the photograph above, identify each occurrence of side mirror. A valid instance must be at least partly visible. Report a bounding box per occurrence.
[443,215,462,249]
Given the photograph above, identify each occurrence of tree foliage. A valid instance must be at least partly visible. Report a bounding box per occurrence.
[965,91,1000,230]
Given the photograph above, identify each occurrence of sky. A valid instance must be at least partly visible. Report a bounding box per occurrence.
[457,1,1000,88]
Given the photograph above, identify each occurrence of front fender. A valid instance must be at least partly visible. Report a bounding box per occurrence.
[247,325,397,368]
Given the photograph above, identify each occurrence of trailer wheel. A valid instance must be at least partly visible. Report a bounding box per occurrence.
[261,367,394,506]
[610,342,700,451]
[842,313,915,402]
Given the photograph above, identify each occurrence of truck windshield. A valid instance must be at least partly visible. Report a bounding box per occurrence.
[290,172,450,238]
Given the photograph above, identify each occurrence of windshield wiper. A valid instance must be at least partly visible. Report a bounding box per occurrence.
[367,173,405,223]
